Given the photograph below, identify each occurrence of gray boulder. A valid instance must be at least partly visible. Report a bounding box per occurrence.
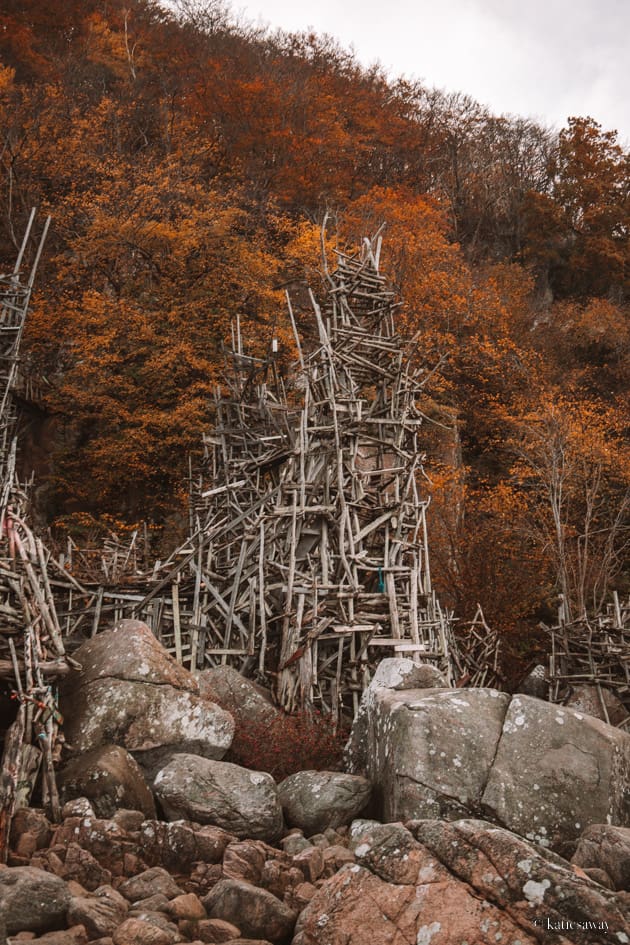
[347,685,510,821]
[60,620,234,778]
[481,695,630,848]
[195,665,279,729]
[0,867,70,934]
[344,657,447,772]
[277,771,371,835]
[153,754,283,842]
[58,743,156,819]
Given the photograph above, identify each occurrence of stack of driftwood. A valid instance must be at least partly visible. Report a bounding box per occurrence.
[0,212,76,859]
[545,592,630,719]
[191,241,453,715]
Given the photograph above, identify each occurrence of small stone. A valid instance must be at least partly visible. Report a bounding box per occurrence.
[166,893,206,920]
[61,799,96,820]
[292,846,324,883]
[111,918,175,945]
[118,868,183,903]
[194,918,241,943]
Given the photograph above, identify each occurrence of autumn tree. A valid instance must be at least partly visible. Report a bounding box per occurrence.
[524,117,630,300]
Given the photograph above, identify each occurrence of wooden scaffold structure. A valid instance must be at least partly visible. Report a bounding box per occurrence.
[189,238,499,715]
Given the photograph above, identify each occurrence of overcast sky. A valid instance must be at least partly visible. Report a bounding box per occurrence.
[232,0,629,144]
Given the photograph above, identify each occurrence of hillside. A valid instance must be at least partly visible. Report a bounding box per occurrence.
[0,0,628,655]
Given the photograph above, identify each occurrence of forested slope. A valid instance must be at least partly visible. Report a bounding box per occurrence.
[1,0,628,656]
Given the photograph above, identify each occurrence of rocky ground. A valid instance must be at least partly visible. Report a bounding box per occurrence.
[1,622,629,944]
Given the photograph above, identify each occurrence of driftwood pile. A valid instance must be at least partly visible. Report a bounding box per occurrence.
[0,211,75,859]
[193,240,460,716]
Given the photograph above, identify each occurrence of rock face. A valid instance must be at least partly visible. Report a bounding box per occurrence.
[59,620,234,777]
[57,744,156,819]
[482,695,630,848]
[277,771,371,835]
[153,754,284,842]
[347,683,630,848]
[0,866,71,934]
[294,819,628,945]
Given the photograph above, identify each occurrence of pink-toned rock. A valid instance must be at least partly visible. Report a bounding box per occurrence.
[292,846,324,884]
[111,918,175,945]
[194,918,241,943]
[572,824,630,890]
[27,927,88,945]
[52,818,129,875]
[222,841,267,884]
[61,843,113,891]
[67,886,128,939]
[166,892,206,920]
[139,821,233,873]
[10,809,52,853]
[118,867,183,903]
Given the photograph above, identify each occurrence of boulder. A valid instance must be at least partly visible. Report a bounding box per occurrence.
[277,771,371,835]
[195,666,279,729]
[347,686,510,821]
[58,744,156,819]
[67,885,129,939]
[410,818,629,943]
[153,754,283,842]
[295,818,628,945]
[481,695,630,848]
[0,866,71,934]
[344,658,448,773]
[565,684,629,727]
[59,620,234,778]
[348,684,630,848]
[202,879,296,943]
[572,824,630,891]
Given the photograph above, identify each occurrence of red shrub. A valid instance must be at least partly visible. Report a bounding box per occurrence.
[228,710,350,782]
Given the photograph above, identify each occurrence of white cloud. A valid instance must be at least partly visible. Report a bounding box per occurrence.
[233,0,630,142]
